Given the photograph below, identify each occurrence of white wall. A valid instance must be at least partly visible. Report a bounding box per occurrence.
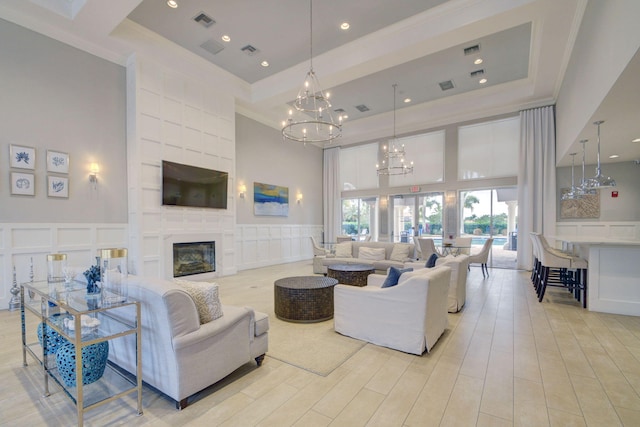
[0,18,127,309]
[555,0,640,160]
[235,113,324,270]
[126,54,237,279]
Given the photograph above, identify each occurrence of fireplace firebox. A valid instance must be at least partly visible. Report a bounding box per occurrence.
[173,241,215,277]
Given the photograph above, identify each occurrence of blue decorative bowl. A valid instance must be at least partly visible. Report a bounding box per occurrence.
[55,341,109,387]
[37,314,68,355]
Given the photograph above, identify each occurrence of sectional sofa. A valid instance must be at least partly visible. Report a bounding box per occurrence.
[315,241,416,274]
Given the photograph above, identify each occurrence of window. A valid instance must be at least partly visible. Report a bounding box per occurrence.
[458,116,520,180]
[340,143,378,190]
[389,130,444,187]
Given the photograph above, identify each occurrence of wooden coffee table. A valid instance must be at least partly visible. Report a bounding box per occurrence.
[274,276,338,323]
[327,263,375,287]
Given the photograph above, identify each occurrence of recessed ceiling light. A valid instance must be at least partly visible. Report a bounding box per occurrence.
[609,154,620,159]
[260,60,269,67]
[221,35,230,42]
[167,0,178,8]
[340,22,350,30]
[632,138,640,143]
[403,98,411,103]
[474,58,483,65]
[479,78,487,84]
[342,114,349,120]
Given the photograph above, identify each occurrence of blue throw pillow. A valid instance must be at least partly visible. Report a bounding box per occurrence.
[425,253,439,268]
[381,267,413,288]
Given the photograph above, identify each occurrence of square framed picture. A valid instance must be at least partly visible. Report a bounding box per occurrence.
[47,175,69,198]
[46,150,70,173]
[9,144,36,170]
[10,172,35,196]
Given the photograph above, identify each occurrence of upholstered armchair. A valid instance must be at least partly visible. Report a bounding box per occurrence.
[334,266,451,355]
[310,236,329,274]
[468,238,493,277]
[415,237,441,260]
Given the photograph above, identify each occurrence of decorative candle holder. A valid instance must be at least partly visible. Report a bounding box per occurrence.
[47,253,67,283]
[100,248,128,304]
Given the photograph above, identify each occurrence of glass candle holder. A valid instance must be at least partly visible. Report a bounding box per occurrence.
[100,248,128,304]
[47,253,67,283]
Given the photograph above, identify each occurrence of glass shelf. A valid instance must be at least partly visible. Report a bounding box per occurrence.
[20,280,142,427]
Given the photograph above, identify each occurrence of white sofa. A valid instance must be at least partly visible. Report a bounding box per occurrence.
[318,241,416,274]
[405,254,469,313]
[101,275,269,409]
[334,266,451,355]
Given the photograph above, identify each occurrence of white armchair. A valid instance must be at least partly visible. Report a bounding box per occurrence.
[404,254,469,313]
[334,266,451,355]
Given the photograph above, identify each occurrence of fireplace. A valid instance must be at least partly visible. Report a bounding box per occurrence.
[173,241,215,277]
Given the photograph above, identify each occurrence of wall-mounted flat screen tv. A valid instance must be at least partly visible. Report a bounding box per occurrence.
[162,160,228,209]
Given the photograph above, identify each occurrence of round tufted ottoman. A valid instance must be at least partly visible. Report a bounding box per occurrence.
[55,341,109,387]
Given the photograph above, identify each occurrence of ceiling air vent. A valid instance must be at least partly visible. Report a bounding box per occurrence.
[463,44,480,55]
[355,104,370,112]
[470,69,485,78]
[200,39,224,55]
[241,44,259,56]
[439,80,455,91]
[193,12,215,28]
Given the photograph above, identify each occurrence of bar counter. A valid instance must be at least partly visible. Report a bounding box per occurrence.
[552,236,640,316]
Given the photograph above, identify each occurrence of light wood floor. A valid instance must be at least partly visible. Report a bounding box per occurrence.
[3,261,640,426]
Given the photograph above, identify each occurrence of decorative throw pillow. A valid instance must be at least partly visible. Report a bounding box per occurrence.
[174,279,223,324]
[381,267,413,288]
[358,247,386,261]
[334,242,353,258]
[425,253,439,268]
[389,244,412,262]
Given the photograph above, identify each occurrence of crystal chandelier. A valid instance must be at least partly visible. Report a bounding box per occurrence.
[281,0,342,144]
[584,120,616,189]
[376,84,413,176]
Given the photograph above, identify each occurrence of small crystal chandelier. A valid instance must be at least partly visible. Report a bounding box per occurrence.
[584,120,616,189]
[281,0,342,144]
[561,152,583,200]
[376,84,413,176]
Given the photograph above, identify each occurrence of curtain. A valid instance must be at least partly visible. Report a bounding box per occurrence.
[517,105,557,270]
[323,147,341,243]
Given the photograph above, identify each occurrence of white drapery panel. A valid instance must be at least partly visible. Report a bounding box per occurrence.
[323,147,341,243]
[517,105,557,270]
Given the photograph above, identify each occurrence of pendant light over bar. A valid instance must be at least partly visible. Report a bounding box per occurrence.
[585,120,616,189]
[281,0,343,144]
[561,152,583,200]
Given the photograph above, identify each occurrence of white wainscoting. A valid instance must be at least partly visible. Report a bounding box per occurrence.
[0,223,128,310]
[555,221,640,241]
[235,224,323,271]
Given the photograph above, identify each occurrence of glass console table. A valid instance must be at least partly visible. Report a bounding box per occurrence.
[20,280,142,426]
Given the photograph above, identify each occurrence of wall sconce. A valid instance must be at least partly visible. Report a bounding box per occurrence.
[89,163,99,185]
[239,184,247,199]
[296,192,303,204]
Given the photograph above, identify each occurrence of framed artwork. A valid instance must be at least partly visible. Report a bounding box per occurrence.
[10,172,35,196]
[46,150,69,173]
[9,144,36,170]
[254,182,289,216]
[47,175,69,198]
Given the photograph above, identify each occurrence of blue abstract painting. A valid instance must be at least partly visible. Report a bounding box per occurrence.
[254,182,288,216]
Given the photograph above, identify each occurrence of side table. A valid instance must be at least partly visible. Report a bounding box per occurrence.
[327,264,375,287]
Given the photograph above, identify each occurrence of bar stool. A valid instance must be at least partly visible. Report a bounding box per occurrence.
[533,234,588,307]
